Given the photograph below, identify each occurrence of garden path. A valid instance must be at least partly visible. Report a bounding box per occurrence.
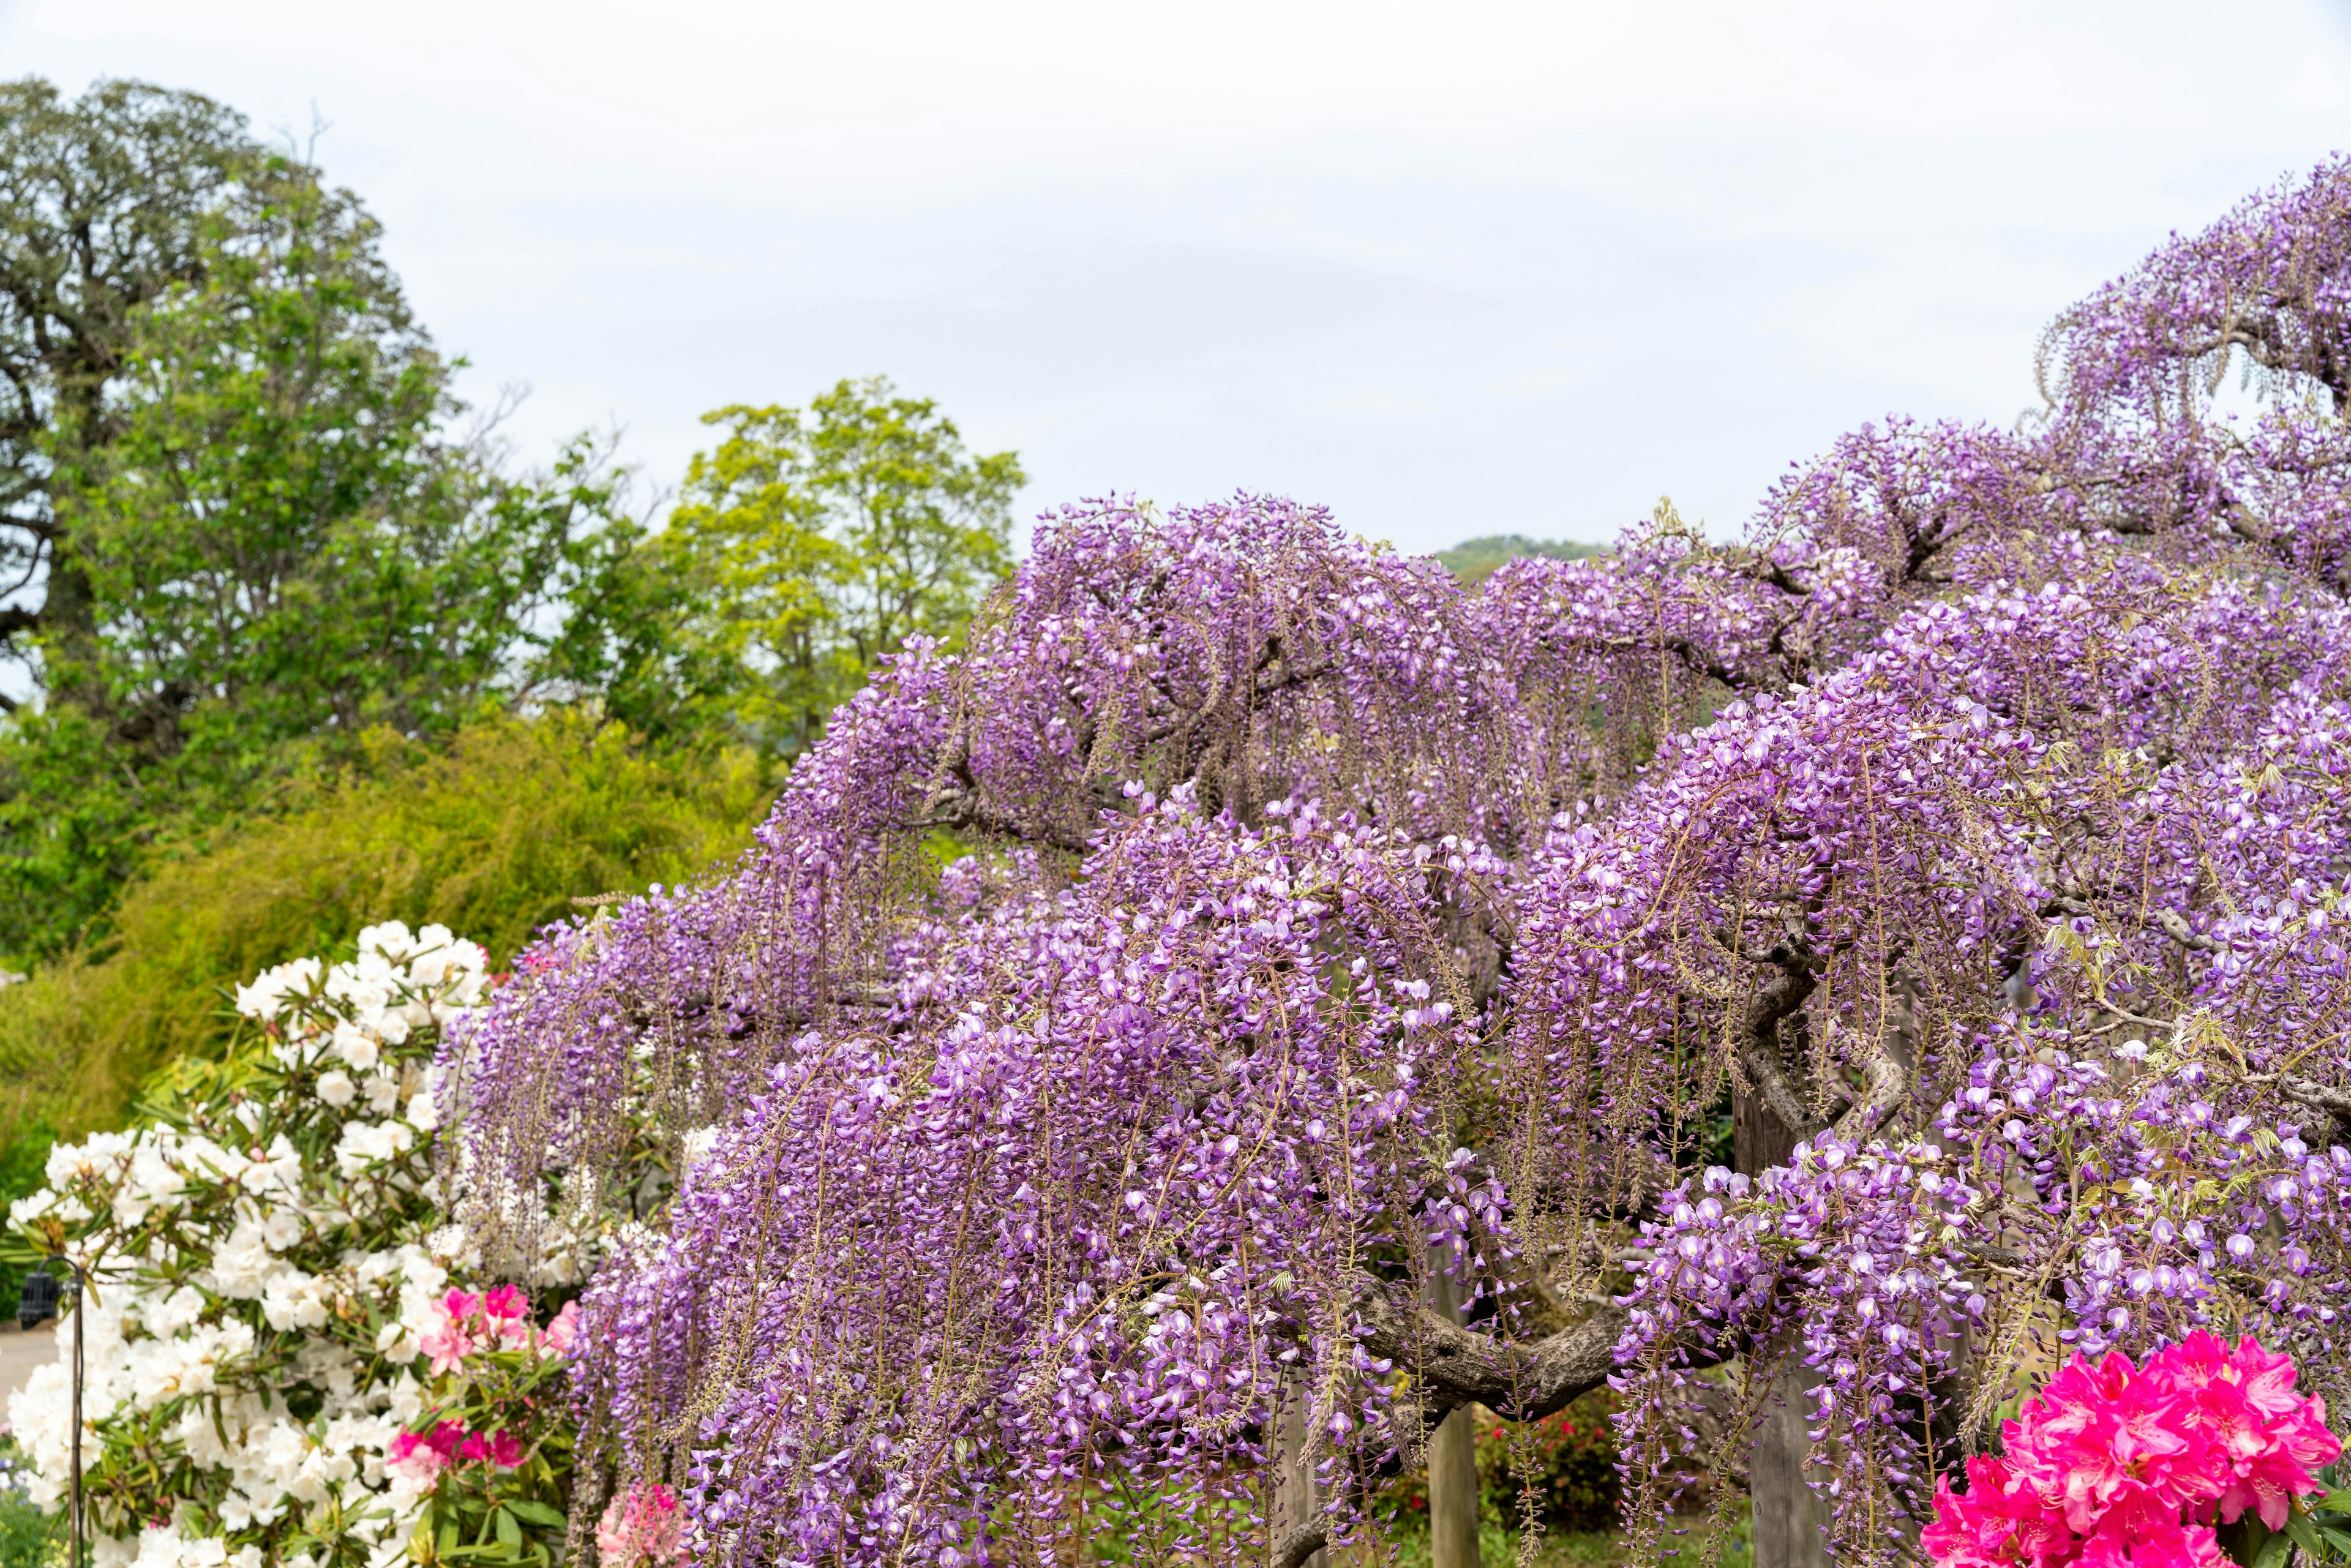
[0,1325,55,1408]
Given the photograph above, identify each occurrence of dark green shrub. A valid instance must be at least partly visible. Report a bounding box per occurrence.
[1479,1387,1624,1533]
[0,1433,54,1568]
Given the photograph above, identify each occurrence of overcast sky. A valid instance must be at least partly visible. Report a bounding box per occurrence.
[4,1,2350,553]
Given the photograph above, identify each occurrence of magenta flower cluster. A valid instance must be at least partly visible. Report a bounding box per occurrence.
[1924,1335,2340,1568]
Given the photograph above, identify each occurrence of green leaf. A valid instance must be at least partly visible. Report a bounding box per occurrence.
[503,1501,564,1529]
[2287,1509,2325,1564]
[437,1522,458,1561]
[494,1509,522,1550]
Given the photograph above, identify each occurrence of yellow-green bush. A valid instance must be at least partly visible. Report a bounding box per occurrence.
[0,716,774,1145]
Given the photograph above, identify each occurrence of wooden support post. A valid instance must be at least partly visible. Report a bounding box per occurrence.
[1274,1376,1329,1568]
[1426,1251,1483,1568]
[1735,1091,1829,1568]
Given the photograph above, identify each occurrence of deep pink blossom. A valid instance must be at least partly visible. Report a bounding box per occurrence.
[2072,1486,2227,1568]
[2005,1352,2208,1529]
[2146,1332,2342,1528]
[385,1430,445,1488]
[389,1422,470,1489]
[1922,1457,2076,1568]
[1929,1340,2337,1568]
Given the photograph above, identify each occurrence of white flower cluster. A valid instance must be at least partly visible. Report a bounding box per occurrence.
[6,923,494,1568]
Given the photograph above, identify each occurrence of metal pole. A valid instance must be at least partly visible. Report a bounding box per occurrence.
[67,1262,83,1568]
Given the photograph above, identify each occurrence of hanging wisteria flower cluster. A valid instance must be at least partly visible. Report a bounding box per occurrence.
[3,924,580,1568]
[1923,1334,2341,1568]
[441,156,2351,1568]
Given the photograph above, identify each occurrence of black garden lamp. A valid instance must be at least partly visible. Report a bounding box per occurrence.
[16,1262,59,1331]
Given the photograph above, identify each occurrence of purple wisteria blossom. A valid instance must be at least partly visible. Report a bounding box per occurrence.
[445,157,2351,1567]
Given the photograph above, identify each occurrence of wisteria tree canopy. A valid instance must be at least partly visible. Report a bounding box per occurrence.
[442,159,2351,1568]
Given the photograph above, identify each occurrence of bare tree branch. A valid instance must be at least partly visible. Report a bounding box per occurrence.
[1737,943,1827,1137]
[1831,1044,1910,1143]
[1273,1521,1329,1568]
[2154,908,2218,953]
[1352,1273,1632,1426]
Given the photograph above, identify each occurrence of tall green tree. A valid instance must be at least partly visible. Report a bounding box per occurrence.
[0,78,257,702]
[0,78,638,962]
[59,165,601,752]
[653,377,1023,754]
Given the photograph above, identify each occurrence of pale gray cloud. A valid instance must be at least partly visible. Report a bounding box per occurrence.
[2,0,2347,550]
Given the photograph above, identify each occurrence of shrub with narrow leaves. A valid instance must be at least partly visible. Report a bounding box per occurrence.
[3,924,577,1568]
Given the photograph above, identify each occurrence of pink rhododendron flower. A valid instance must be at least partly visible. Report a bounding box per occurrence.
[2073,1485,2229,1568]
[1923,1455,2075,1568]
[596,1484,684,1568]
[2147,1332,2343,1529]
[1928,1338,2339,1568]
[482,1285,537,1348]
[542,1299,580,1358]
[2004,1352,2207,1530]
[385,1430,445,1489]
[388,1422,468,1489]
[419,1314,474,1376]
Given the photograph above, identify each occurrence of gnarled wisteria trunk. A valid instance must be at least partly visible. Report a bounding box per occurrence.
[441,157,2351,1568]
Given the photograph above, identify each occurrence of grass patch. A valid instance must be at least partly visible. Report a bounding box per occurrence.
[1351,1501,1749,1568]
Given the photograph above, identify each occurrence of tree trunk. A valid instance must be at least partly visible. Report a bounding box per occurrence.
[1734,1090,1829,1568]
[1426,1253,1483,1568]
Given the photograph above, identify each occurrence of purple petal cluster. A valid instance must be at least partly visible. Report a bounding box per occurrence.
[438,157,2351,1566]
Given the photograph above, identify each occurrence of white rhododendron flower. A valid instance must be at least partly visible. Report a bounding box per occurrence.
[2,923,564,1568]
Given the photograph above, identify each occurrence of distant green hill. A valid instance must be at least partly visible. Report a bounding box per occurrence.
[1433,533,1611,585]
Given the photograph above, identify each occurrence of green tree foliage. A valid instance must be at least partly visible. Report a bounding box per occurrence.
[0,714,773,1149]
[63,172,605,745]
[1435,533,1610,585]
[0,77,256,688]
[0,78,643,961]
[650,378,1023,754]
